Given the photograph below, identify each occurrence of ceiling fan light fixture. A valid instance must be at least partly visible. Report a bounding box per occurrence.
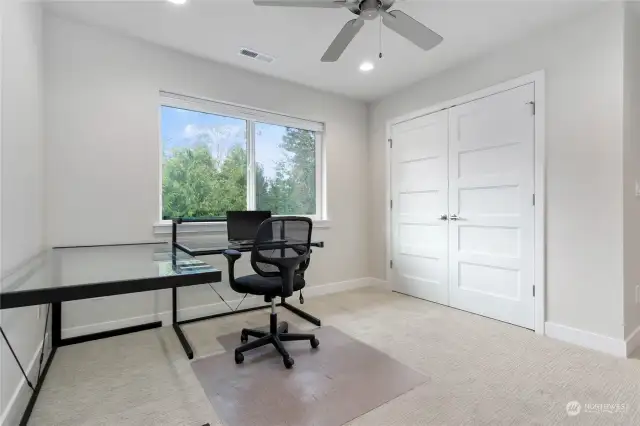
[167,0,188,5]
[359,61,374,72]
[253,0,443,62]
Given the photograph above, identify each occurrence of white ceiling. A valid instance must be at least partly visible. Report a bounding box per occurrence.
[45,0,597,101]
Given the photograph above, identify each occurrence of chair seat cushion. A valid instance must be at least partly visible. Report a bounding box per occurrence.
[231,274,306,297]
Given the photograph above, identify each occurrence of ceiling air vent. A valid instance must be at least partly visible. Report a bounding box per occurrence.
[239,48,275,64]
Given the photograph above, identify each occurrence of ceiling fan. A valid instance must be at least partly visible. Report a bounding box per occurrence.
[253,0,443,62]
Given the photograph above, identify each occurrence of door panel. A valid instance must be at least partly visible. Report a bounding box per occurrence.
[459,185,520,216]
[458,144,520,177]
[397,158,446,192]
[458,226,519,257]
[391,110,449,305]
[448,84,535,329]
[458,262,520,298]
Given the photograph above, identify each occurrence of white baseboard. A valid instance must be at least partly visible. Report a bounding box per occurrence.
[301,277,378,298]
[625,324,640,357]
[545,322,627,357]
[369,277,391,290]
[61,278,379,339]
[0,334,49,426]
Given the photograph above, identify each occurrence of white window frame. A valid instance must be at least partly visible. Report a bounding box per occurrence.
[155,92,327,234]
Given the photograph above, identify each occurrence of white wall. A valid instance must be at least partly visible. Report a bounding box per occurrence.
[623,4,640,342]
[368,4,626,340]
[0,1,46,424]
[43,14,369,334]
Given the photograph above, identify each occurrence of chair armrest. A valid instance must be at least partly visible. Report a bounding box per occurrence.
[223,250,242,284]
[223,249,242,262]
[273,253,310,298]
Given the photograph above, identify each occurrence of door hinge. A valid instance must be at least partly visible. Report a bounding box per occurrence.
[390,199,393,209]
[388,138,393,148]
[527,101,535,115]
[533,286,536,297]
[390,260,393,269]
[532,194,536,206]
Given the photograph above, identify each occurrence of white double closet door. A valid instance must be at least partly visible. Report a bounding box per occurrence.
[390,84,535,329]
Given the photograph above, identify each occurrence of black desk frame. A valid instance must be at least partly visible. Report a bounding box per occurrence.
[2,222,325,426]
[171,218,324,333]
[0,243,222,426]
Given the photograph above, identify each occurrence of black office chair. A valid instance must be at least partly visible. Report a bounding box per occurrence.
[223,216,319,369]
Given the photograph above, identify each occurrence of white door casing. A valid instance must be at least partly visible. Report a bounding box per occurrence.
[390,110,450,305]
[447,84,535,329]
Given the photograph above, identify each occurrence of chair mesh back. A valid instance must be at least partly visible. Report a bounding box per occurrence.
[251,217,312,278]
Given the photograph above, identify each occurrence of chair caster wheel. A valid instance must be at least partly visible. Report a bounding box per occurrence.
[310,338,320,349]
[283,356,294,369]
[240,332,248,343]
[235,352,244,364]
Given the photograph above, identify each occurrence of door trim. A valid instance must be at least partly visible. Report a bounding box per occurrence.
[385,71,546,335]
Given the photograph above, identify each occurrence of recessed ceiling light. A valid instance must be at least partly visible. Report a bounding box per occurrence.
[167,0,187,5]
[359,61,374,72]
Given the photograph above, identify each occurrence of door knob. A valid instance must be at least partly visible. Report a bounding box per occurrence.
[450,214,461,221]
[439,214,448,221]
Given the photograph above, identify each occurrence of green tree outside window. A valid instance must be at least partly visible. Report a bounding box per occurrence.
[162,107,317,219]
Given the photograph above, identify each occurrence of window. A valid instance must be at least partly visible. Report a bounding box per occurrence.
[160,93,323,221]
[255,122,316,215]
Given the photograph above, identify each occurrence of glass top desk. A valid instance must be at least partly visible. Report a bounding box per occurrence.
[1,243,221,309]
[1,243,221,357]
[0,243,222,425]
[1,231,324,425]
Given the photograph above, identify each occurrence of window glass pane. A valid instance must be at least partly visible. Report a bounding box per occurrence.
[161,106,247,219]
[255,122,316,215]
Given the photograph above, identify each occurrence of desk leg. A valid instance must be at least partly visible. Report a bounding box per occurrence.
[19,347,57,426]
[172,287,194,359]
[280,298,321,326]
[52,302,61,348]
[172,286,178,324]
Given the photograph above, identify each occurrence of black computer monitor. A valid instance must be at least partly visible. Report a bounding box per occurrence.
[226,211,272,241]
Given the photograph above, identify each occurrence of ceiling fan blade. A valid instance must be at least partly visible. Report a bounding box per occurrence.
[253,0,349,7]
[380,0,396,11]
[321,18,364,62]
[381,10,443,51]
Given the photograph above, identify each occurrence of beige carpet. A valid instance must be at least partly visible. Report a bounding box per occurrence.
[29,286,640,426]
[192,326,428,426]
